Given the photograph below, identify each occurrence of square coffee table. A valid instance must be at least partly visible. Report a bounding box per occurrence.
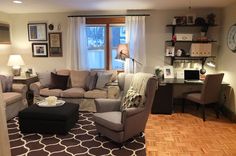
[19,102,79,134]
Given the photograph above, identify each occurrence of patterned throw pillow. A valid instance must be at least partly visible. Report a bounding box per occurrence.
[120,87,142,110]
[0,75,13,92]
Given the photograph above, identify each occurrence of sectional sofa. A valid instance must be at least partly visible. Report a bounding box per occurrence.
[30,69,120,112]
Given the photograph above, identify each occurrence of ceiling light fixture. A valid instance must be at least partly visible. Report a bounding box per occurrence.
[13,0,23,4]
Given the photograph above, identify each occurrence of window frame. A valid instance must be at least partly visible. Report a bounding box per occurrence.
[86,17,125,70]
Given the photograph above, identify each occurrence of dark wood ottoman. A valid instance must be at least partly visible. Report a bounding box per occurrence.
[19,103,79,134]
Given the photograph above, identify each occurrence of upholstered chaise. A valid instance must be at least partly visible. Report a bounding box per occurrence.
[93,73,157,143]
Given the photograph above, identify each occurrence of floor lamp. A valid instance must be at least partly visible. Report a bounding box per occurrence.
[115,44,142,73]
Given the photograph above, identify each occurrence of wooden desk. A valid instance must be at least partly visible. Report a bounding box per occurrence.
[152,78,228,115]
[13,76,38,105]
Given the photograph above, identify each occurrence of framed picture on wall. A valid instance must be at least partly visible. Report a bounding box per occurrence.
[32,43,48,57]
[49,32,62,57]
[28,23,47,41]
[163,66,174,79]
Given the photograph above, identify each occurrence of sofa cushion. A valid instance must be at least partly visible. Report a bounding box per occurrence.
[96,72,112,89]
[70,70,89,88]
[85,72,98,91]
[40,88,63,97]
[84,89,107,98]
[0,75,13,92]
[2,92,22,106]
[61,88,85,98]
[49,72,69,90]
[93,112,123,131]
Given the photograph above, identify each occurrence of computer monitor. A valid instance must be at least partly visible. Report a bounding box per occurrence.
[184,70,200,80]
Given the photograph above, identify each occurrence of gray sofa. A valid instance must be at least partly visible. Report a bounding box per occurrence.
[93,73,157,143]
[0,83,28,120]
[30,69,119,112]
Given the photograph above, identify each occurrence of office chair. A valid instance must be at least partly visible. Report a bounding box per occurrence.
[182,73,224,121]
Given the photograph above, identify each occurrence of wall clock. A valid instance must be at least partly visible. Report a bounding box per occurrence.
[227,24,236,52]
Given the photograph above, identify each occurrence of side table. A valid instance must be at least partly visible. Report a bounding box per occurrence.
[13,76,38,105]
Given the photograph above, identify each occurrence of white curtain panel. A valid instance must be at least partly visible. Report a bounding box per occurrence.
[125,16,146,73]
[66,17,88,70]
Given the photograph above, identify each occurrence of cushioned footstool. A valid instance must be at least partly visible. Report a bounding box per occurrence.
[19,103,79,134]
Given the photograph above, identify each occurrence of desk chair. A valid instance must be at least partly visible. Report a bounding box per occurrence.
[182,73,224,121]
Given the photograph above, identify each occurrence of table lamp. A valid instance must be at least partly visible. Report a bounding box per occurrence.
[7,54,25,76]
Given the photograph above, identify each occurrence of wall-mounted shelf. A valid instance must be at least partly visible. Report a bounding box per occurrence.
[166,24,218,27]
[166,40,217,43]
[165,23,218,68]
[166,56,216,66]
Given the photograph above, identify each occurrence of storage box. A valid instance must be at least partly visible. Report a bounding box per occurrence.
[190,43,212,56]
[176,34,193,41]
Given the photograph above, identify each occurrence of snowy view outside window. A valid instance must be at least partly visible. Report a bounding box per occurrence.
[86,25,126,70]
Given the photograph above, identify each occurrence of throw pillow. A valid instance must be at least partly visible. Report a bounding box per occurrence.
[49,72,69,90]
[37,71,54,88]
[85,72,98,91]
[0,75,13,92]
[70,70,90,88]
[120,87,142,110]
[96,72,112,89]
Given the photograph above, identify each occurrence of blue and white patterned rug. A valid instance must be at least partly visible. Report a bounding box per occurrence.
[8,112,146,156]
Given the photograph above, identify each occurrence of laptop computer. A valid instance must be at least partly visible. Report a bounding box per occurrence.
[184,70,203,83]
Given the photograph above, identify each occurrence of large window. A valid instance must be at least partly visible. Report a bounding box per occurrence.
[86,26,105,69]
[85,17,125,70]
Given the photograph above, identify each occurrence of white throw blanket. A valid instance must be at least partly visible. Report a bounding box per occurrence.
[129,72,154,104]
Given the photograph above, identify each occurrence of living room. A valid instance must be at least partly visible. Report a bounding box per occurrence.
[1,0,236,155]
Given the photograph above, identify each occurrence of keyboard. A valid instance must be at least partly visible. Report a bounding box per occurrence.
[184,80,204,84]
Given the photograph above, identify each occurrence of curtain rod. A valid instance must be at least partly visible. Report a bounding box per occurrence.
[68,14,150,17]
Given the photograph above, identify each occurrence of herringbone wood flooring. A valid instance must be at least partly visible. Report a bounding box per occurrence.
[145,105,236,156]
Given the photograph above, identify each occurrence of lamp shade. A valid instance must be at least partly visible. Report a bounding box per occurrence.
[7,54,25,67]
[115,44,129,61]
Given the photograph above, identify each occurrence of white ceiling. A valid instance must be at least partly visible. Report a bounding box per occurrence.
[0,0,236,14]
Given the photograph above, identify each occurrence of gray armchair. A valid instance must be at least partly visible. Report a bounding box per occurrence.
[93,73,157,143]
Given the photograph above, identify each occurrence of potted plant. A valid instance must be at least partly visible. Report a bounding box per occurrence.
[154,67,162,79]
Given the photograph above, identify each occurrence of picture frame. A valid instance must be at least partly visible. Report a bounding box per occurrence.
[187,14,195,25]
[28,23,47,41]
[165,46,175,56]
[174,16,187,25]
[32,43,48,57]
[49,32,62,57]
[163,66,174,79]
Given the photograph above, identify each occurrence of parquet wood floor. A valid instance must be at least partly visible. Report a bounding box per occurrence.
[145,105,236,156]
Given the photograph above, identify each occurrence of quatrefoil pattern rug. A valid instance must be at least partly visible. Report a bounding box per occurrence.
[8,112,145,156]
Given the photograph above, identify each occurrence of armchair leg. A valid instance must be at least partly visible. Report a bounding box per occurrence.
[182,98,185,113]
[202,105,206,121]
[98,132,101,137]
